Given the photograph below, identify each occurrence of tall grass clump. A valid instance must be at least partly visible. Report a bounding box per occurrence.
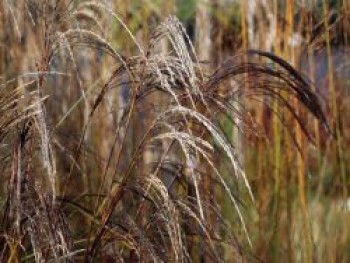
[227,1,349,261]
[0,0,332,262]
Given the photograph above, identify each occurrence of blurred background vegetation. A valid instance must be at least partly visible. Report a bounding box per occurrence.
[0,0,349,262]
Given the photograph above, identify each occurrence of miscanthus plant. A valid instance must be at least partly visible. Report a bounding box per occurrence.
[0,1,327,262]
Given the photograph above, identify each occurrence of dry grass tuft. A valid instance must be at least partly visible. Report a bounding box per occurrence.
[0,1,329,262]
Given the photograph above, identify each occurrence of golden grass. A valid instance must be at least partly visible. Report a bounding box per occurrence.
[0,1,348,262]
